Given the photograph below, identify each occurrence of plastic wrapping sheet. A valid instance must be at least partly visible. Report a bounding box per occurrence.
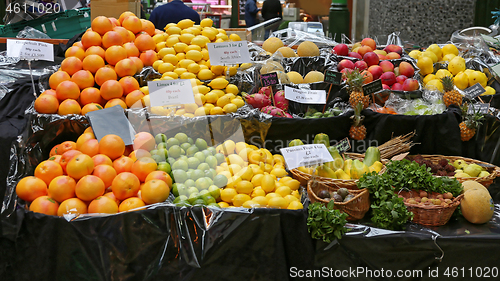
[271,29,336,49]
[282,53,337,75]
[247,42,270,62]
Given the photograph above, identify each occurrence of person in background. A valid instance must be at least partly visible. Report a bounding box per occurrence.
[261,0,282,38]
[245,0,260,28]
[149,0,200,30]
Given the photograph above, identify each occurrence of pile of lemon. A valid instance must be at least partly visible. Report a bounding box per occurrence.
[215,140,303,209]
[410,44,495,95]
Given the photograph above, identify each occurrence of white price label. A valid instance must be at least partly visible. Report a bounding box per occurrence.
[284,86,326,104]
[6,39,54,61]
[280,144,334,170]
[207,41,251,65]
[148,79,195,107]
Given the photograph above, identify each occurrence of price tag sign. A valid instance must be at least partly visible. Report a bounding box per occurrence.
[260,72,279,87]
[284,86,326,104]
[6,39,54,61]
[333,137,351,153]
[86,105,136,145]
[362,79,383,96]
[148,79,195,107]
[324,70,342,85]
[464,83,486,99]
[468,103,490,114]
[280,144,334,170]
[207,41,251,65]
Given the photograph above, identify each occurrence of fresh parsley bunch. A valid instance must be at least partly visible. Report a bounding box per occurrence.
[307,201,349,243]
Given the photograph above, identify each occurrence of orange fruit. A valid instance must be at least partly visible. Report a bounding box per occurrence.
[80,87,103,106]
[109,17,120,27]
[115,59,137,77]
[118,76,140,95]
[135,34,156,52]
[84,45,105,58]
[59,149,82,173]
[133,132,156,151]
[66,154,95,180]
[75,175,105,201]
[34,160,63,186]
[99,134,126,160]
[94,66,117,86]
[141,19,155,36]
[82,54,105,74]
[118,12,136,24]
[58,99,81,115]
[56,141,77,155]
[105,98,127,109]
[139,50,157,66]
[100,80,123,100]
[91,16,114,36]
[119,197,146,212]
[41,89,57,97]
[128,149,151,162]
[113,155,134,173]
[56,80,80,100]
[93,164,117,188]
[61,57,83,76]
[50,144,59,156]
[92,154,113,166]
[103,191,120,205]
[122,16,142,33]
[131,157,157,182]
[79,139,100,156]
[34,95,59,114]
[125,89,144,108]
[113,26,129,43]
[73,41,84,48]
[123,42,140,57]
[48,155,62,164]
[88,196,118,214]
[102,30,124,49]
[49,71,71,90]
[145,171,172,188]
[29,196,59,216]
[111,172,141,200]
[57,198,87,216]
[141,180,170,204]
[76,133,95,150]
[105,45,127,66]
[65,46,85,60]
[16,176,47,201]
[81,30,102,49]
[48,175,76,203]
[129,56,144,73]
[81,103,103,115]
[71,70,95,89]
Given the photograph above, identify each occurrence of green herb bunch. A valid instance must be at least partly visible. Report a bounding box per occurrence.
[307,201,349,243]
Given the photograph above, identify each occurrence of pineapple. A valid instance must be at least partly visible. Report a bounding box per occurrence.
[459,103,484,141]
[441,76,462,107]
[346,69,370,109]
[349,103,366,140]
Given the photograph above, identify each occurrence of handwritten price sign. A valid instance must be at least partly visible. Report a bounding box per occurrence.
[207,41,251,65]
[147,79,195,107]
[7,39,54,61]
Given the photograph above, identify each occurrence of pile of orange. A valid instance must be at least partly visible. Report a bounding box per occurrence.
[16,129,172,216]
[34,12,158,115]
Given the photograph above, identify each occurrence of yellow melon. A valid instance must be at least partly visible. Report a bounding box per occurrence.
[287,71,303,84]
[297,41,320,57]
[262,37,284,54]
[461,187,494,224]
[276,47,297,58]
[303,71,324,83]
[462,180,488,193]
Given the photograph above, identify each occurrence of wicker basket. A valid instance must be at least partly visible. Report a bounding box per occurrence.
[291,153,388,190]
[398,189,463,227]
[409,155,500,188]
[307,179,370,221]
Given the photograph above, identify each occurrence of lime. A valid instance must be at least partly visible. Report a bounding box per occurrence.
[187,137,194,145]
[197,162,210,172]
[157,142,167,150]
[192,199,205,206]
[155,133,167,144]
[187,186,199,195]
[204,155,217,169]
[173,195,188,203]
[195,138,208,150]
[199,189,210,197]
[167,157,176,164]
[172,170,188,183]
[184,179,196,188]
[207,168,217,179]
[150,149,159,156]
[157,161,172,174]
[186,146,199,156]
[202,149,212,158]
[166,138,180,149]
[203,195,216,204]
[176,183,189,196]
[177,155,188,162]
[175,133,189,144]
[213,174,228,188]
[187,157,201,169]
[207,147,216,155]
[208,185,220,199]
[180,142,192,152]
[214,153,225,165]
[194,151,206,163]
[172,159,188,171]
[191,169,205,181]
[168,145,182,158]
[186,169,193,179]
[208,202,221,208]
[175,201,191,207]
[156,148,168,159]
[151,154,164,163]
[180,148,186,155]
[196,177,210,190]
[188,193,200,204]
[172,183,180,196]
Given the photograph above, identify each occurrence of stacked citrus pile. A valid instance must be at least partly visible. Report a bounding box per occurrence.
[34,12,158,115]
[16,129,172,216]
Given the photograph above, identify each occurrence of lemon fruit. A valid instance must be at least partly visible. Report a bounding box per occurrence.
[208,78,229,89]
[483,86,496,95]
[408,50,421,59]
[232,194,251,207]
[200,18,214,28]
[426,79,444,92]
[442,44,459,56]
[287,201,304,210]
[442,53,456,62]
[267,197,289,209]
[417,56,434,76]
[229,33,241,41]
[468,71,487,88]
[423,74,437,85]
[427,44,443,61]
[448,56,466,76]
[220,188,237,203]
[453,72,469,90]
[177,19,195,29]
[435,69,453,79]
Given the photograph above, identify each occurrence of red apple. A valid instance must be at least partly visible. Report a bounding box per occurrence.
[368,65,384,80]
[363,52,379,67]
[402,79,419,91]
[380,72,396,86]
[384,44,403,55]
[386,52,401,60]
[379,60,394,73]
[361,70,373,84]
[357,45,373,57]
[398,61,415,78]
[382,84,391,90]
[392,83,404,91]
[361,38,376,50]
[354,60,368,71]
[348,52,362,59]
[396,75,408,84]
[333,44,349,56]
[337,59,355,71]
